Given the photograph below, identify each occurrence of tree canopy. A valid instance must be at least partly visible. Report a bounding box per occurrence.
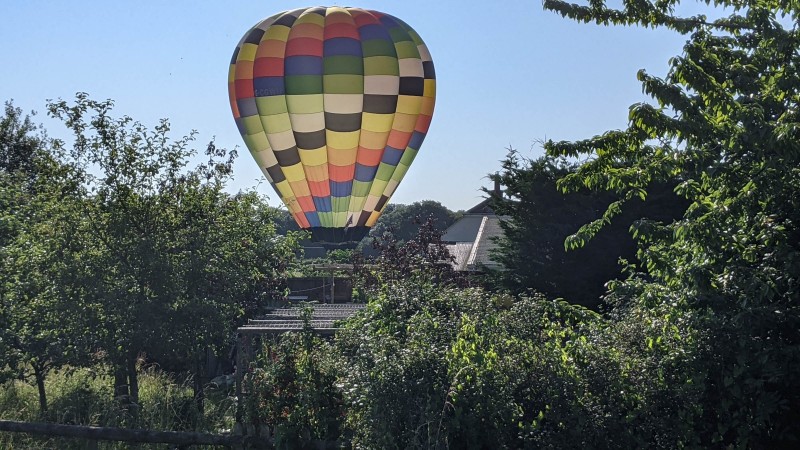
[489,153,686,308]
[0,95,301,415]
[368,200,459,245]
[538,0,800,445]
[0,101,42,176]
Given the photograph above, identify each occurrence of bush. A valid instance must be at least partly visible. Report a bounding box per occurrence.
[242,307,345,449]
[338,280,616,448]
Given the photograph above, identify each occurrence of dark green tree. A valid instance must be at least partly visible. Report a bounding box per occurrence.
[489,153,685,308]
[368,200,458,245]
[542,0,800,446]
[0,101,42,176]
[268,205,301,235]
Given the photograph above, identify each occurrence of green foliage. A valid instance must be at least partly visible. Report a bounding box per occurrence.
[40,94,300,402]
[0,100,43,176]
[334,276,726,449]
[0,101,92,406]
[243,307,344,448]
[324,248,353,264]
[337,279,683,448]
[489,153,686,308]
[541,0,800,446]
[0,365,234,449]
[366,200,459,248]
[336,281,456,449]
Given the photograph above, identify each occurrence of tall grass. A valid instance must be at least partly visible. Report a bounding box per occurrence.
[0,366,235,449]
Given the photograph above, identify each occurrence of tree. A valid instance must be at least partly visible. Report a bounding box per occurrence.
[144,187,300,413]
[541,0,800,446]
[0,175,93,413]
[366,216,461,287]
[0,101,92,412]
[269,205,301,235]
[0,100,51,251]
[46,94,300,412]
[0,101,42,176]
[368,200,458,246]
[488,153,686,309]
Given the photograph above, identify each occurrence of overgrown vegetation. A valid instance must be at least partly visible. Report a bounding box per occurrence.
[0,365,234,449]
[242,307,344,449]
[1,95,300,425]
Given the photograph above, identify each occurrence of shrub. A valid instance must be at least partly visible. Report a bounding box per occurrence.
[242,307,344,449]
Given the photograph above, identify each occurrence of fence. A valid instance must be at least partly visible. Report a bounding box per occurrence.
[0,419,244,449]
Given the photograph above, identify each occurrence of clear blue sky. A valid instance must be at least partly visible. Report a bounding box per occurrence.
[1,1,697,211]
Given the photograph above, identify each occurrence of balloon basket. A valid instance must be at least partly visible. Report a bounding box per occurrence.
[307,226,370,250]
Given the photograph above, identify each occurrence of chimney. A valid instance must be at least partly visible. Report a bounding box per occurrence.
[493,175,501,196]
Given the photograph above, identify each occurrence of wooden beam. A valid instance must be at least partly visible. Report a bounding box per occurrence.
[237,327,339,336]
[0,420,242,446]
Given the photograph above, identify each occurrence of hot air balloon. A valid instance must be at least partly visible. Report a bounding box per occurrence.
[229,6,435,246]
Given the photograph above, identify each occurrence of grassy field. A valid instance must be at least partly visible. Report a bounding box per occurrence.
[0,366,235,449]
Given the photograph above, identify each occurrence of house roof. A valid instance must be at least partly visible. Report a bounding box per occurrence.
[448,242,474,271]
[442,214,485,243]
[467,215,504,271]
[444,214,505,271]
[466,197,495,215]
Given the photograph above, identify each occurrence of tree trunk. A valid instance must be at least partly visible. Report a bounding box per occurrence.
[127,355,139,404]
[126,355,140,423]
[113,366,129,399]
[193,356,205,416]
[32,363,48,415]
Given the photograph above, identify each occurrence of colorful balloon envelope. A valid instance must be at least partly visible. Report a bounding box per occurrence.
[229,6,436,243]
